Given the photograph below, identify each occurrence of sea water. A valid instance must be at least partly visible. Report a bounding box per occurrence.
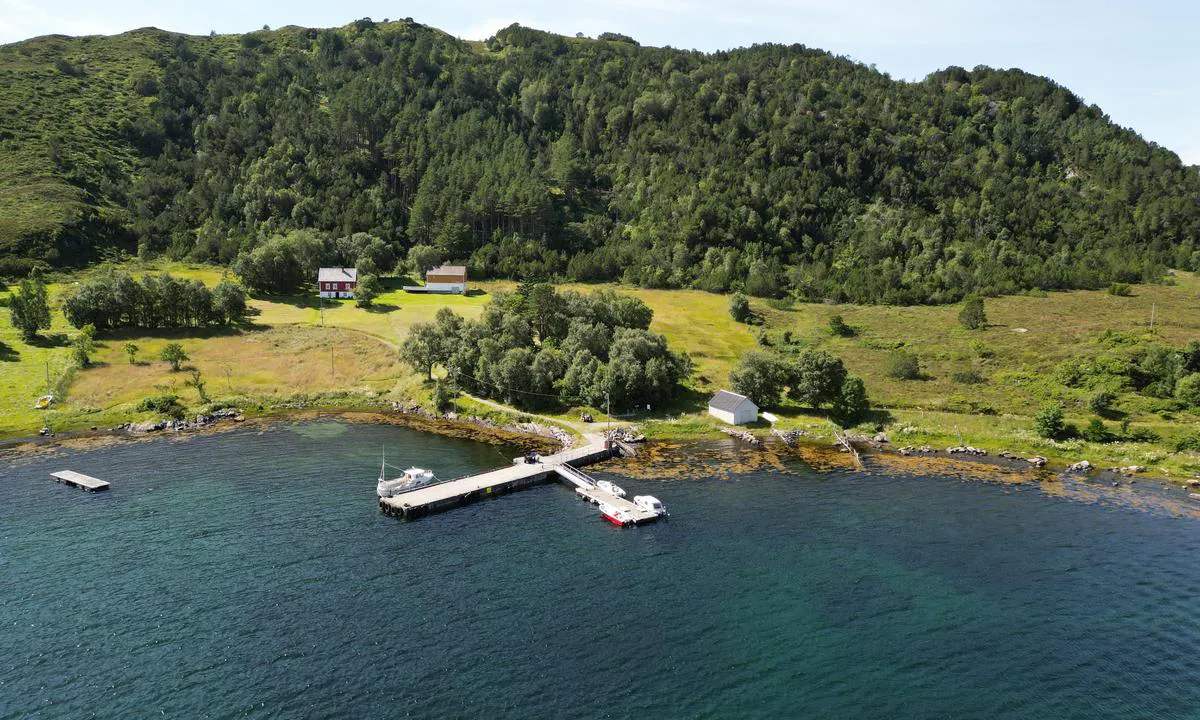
[1,421,1198,718]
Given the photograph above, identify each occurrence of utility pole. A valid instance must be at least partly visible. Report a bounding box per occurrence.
[1150,303,1156,333]
[451,366,459,414]
[330,343,335,379]
[606,389,611,438]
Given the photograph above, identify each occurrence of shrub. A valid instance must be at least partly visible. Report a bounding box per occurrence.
[729,292,751,323]
[1087,389,1116,414]
[950,369,984,385]
[828,314,855,337]
[885,351,921,380]
[958,294,987,330]
[1174,434,1200,452]
[1034,403,1065,439]
[1081,417,1112,443]
[137,394,184,419]
[160,343,189,371]
[971,340,995,359]
[1175,373,1200,407]
[432,381,455,412]
[1107,282,1132,296]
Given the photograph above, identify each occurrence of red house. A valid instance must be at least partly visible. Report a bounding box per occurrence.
[318,267,357,299]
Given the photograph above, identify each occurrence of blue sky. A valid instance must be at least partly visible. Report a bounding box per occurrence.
[2,0,1197,163]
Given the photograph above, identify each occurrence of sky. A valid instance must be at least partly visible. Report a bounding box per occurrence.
[2,0,1197,163]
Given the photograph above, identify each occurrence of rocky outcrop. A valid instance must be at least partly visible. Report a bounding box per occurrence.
[1066,460,1092,473]
[897,445,935,456]
[1106,465,1146,477]
[391,401,574,448]
[722,427,760,445]
[948,445,988,456]
[772,429,809,446]
[116,408,243,434]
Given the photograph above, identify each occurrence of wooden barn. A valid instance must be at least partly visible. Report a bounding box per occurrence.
[404,265,468,294]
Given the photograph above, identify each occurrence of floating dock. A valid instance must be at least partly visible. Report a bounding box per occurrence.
[556,464,660,525]
[379,440,661,524]
[50,470,110,492]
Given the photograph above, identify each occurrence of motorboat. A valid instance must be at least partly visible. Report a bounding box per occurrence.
[633,495,668,518]
[595,479,627,498]
[377,463,435,498]
[597,502,634,527]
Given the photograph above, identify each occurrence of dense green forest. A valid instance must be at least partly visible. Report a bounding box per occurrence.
[2,19,1199,303]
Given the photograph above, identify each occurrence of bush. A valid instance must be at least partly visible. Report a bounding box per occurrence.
[971,340,995,359]
[1107,282,1132,296]
[828,314,855,337]
[958,294,987,330]
[1174,434,1200,452]
[885,351,921,380]
[1175,373,1200,407]
[1087,389,1116,414]
[1081,417,1112,443]
[950,369,984,384]
[431,381,455,412]
[729,292,751,323]
[1034,403,1065,439]
[160,343,189,371]
[137,394,184,419]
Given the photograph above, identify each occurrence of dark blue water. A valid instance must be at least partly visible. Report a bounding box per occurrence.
[2,421,1198,719]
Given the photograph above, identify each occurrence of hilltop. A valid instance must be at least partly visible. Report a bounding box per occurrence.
[0,19,1197,301]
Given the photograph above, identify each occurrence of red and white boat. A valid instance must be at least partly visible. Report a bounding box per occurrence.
[598,502,635,527]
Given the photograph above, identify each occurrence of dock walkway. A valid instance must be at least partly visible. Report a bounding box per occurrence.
[50,470,110,492]
[379,442,615,520]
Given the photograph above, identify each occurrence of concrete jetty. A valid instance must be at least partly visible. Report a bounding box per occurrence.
[379,440,661,524]
[50,470,110,492]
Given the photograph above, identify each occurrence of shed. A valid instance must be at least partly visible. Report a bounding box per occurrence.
[708,390,758,425]
[318,267,358,299]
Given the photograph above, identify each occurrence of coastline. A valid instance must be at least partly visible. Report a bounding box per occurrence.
[4,399,1199,516]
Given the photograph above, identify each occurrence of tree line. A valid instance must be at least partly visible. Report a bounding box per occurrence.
[61,268,247,330]
[400,282,690,411]
[4,20,1199,304]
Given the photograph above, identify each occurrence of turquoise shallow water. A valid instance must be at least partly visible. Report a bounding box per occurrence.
[2,421,1199,718]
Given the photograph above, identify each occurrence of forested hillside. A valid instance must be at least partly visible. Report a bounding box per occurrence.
[2,19,1199,302]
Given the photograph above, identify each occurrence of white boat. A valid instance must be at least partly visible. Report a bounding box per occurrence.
[376,452,436,498]
[633,495,668,517]
[596,479,627,498]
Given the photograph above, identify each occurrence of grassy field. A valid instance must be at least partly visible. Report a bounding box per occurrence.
[3,261,1200,478]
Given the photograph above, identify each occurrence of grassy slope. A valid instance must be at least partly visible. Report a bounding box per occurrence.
[2,264,1198,476]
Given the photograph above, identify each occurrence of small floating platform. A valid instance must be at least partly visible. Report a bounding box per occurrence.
[50,470,110,492]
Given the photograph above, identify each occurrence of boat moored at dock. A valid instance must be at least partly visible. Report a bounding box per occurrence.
[598,501,636,527]
[377,465,436,498]
[596,479,627,498]
[633,495,668,518]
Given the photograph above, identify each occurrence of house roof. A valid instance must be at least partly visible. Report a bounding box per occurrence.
[427,265,467,277]
[318,267,357,282]
[709,389,756,412]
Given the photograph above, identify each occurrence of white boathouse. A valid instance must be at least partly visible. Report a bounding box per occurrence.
[708,390,758,425]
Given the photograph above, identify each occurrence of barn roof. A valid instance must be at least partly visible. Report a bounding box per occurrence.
[427,265,467,277]
[709,390,755,412]
[318,267,357,282]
